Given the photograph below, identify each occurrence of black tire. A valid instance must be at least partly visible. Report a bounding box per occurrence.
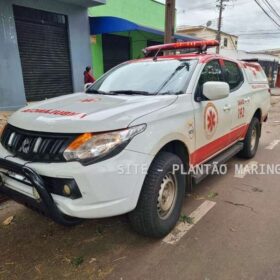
[128,152,186,238]
[238,117,261,159]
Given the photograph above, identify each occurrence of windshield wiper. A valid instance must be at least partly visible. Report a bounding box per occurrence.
[86,89,110,95]
[108,90,155,96]
[160,90,183,95]
[157,62,190,94]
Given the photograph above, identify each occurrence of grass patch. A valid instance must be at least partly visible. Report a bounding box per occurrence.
[71,256,84,267]
[179,214,194,224]
[207,191,218,199]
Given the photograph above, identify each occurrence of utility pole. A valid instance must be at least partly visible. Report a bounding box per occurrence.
[164,0,176,44]
[216,0,229,54]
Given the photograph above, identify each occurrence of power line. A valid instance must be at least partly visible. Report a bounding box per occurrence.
[253,0,280,29]
[261,0,280,21]
[180,0,280,43]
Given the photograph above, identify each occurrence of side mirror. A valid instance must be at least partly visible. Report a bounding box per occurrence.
[203,81,230,100]
[84,83,93,92]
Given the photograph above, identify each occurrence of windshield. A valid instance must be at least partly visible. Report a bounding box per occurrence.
[87,59,198,95]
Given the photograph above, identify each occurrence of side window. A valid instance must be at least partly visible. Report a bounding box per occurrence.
[223,60,244,91]
[196,60,224,101]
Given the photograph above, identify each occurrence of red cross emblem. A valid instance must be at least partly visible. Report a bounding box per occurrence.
[204,103,218,139]
[207,109,216,132]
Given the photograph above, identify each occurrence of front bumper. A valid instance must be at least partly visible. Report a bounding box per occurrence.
[0,144,153,221]
[0,158,80,225]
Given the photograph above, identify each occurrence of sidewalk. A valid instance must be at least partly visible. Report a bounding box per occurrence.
[0,112,11,203]
[0,111,11,134]
[271,88,280,96]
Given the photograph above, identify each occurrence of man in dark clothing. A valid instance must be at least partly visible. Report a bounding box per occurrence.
[84,66,95,84]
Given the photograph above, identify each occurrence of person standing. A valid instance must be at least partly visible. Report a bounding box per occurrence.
[84,66,95,84]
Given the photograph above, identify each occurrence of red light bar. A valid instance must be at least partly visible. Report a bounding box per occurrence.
[144,40,219,55]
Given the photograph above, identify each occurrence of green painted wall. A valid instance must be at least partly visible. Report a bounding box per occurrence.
[132,31,163,58]
[89,0,165,30]
[91,35,104,78]
[91,31,164,78]
[89,0,165,78]
[115,31,163,59]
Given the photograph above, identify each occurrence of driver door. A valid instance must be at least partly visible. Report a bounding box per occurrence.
[191,59,232,166]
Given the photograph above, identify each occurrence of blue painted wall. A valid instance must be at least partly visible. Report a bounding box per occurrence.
[0,0,95,111]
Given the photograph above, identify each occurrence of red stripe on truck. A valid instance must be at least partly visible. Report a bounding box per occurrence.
[190,124,249,166]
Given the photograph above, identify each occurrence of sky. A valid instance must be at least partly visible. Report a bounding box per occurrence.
[156,0,280,51]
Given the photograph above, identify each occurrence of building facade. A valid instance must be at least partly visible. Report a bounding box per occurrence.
[250,49,280,87]
[257,49,280,58]
[177,26,239,51]
[244,51,280,88]
[88,0,197,78]
[0,0,105,111]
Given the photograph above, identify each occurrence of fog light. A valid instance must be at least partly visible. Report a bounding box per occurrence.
[32,188,40,200]
[63,184,72,196]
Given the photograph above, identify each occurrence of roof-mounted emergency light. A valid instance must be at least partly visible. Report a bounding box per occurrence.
[143,40,220,58]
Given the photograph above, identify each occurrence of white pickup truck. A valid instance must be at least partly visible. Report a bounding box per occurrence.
[0,40,270,237]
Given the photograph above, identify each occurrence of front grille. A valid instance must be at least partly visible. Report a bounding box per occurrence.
[1,124,77,162]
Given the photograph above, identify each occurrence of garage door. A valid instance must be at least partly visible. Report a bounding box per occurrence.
[102,34,130,73]
[13,5,73,101]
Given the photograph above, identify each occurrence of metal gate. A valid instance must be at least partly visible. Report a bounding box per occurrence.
[102,34,130,73]
[13,5,73,101]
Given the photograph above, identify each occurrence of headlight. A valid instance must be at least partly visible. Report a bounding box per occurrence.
[63,124,146,165]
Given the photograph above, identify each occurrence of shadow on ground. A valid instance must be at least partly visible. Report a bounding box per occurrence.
[0,202,154,280]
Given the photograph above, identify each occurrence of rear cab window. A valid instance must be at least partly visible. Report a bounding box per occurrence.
[242,62,268,85]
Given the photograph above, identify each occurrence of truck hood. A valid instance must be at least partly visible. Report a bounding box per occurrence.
[9,93,177,133]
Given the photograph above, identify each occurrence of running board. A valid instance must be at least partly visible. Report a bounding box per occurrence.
[192,142,244,185]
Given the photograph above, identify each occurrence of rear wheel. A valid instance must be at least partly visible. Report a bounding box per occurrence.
[128,152,186,238]
[238,117,260,159]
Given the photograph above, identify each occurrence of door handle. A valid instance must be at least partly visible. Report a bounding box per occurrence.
[223,105,231,112]
[244,97,251,104]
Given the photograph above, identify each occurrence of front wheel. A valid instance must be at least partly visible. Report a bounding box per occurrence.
[128,152,186,238]
[238,117,261,159]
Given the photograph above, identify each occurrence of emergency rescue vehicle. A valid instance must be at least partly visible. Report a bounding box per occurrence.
[0,40,270,237]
